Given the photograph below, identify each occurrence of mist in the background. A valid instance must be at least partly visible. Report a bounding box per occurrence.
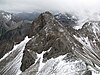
[0,0,99,12]
[0,0,100,24]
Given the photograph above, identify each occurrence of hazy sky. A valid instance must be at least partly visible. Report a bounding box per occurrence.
[0,0,100,13]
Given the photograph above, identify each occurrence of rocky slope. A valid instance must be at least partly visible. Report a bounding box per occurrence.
[19,12,90,75]
[0,10,40,59]
[0,11,100,75]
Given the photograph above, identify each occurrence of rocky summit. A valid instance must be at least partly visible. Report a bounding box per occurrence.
[0,11,100,75]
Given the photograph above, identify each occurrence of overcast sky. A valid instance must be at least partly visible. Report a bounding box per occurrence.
[0,0,100,13]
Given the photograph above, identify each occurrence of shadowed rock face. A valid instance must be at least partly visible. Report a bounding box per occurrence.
[0,40,14,58]
[20,50,36,72]
[20,12,78,72]
[0,22,34,59]
[82,70,92,75]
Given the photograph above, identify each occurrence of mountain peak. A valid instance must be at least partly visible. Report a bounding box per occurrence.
[42,11,52,15]
[37,11,54,23]
[21,11,73,71]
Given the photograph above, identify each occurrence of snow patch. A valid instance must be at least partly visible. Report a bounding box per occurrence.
[37,51,46,72]
[88,65,100,75]
[15,36,31,75]
[3,14,11,21]
[73,19,88,30]
[92,23,100,40]
[37,54,86,75]
[59,28,64,32]
[73,35,92,50]
[37,48,52,72]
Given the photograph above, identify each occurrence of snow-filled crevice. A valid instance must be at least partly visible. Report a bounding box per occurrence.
[37,47,52,72]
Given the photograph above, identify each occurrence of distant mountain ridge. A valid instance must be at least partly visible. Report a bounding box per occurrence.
[0,10,40,37]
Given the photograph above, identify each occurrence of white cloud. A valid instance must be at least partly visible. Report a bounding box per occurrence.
[1,0,100,22]
[0,0,100,12]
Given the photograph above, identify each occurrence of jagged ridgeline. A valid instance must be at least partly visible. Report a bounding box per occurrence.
[0,11,100,75]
